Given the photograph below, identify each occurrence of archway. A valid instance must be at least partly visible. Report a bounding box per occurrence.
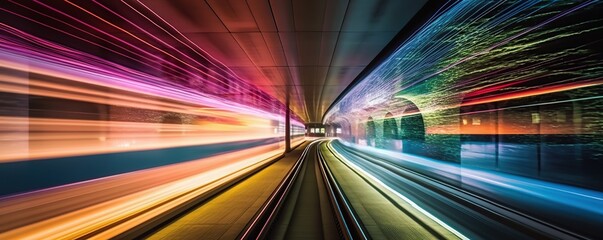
[399,101,425,155]
[366,117,376,147]
[383,112,401,151]
[383,112,398,139]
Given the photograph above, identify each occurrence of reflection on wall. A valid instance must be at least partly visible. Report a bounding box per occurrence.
[324,1,603,191]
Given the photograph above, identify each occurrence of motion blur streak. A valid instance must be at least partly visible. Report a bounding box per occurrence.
[0,0,305,238]
[0,116,280,162]
[324,0,603,237]
[339,140,603,214]
[326,141,469,240]
[0,146,281,239]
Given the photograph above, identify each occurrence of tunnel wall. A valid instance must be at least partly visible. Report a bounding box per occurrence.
[324,1,603,191]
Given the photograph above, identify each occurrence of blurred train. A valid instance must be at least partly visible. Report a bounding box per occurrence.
[0,42,306,238]
[0,0,306,198]
[0,2,307,236]
[0,65,305,196]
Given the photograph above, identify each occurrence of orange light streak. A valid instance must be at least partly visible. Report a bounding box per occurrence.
[461,80,603,107]
[0,144,284,239]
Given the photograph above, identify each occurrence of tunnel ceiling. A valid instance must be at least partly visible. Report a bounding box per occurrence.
[140,0,427,122]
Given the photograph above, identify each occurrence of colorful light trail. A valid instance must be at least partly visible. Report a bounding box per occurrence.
[0,1,304,238]
[324,1,603,237]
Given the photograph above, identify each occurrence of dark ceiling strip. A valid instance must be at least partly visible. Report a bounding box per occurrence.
[317,0,351,123]
[274,0,310,120]
[320,0,449,123]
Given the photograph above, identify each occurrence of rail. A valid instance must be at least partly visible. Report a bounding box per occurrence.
[238,140,318,239]
[317,141,368,240]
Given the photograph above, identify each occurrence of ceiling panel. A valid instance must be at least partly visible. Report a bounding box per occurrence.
[269,0,295,31]
[207,0,258,32]
[262,32,288,66]
[278,32,300,67]
[295,32,323,66]
[142,0,426,122]
[331,31,398,67]
[141,0,227,32]
[232,32,275,66]
[296,66,329,86]
[318,85,346,114]
[292,0,327,31]
[228,66,281,99]
[258,67,290,87]
[317,32,339,66]
[184,33,253,67]
[322,0,349,31]
[324,66,364,86]
[341,0,426,32]
[247,0,278,31]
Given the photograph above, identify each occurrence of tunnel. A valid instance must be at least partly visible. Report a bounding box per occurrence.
[1,1,602,239]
